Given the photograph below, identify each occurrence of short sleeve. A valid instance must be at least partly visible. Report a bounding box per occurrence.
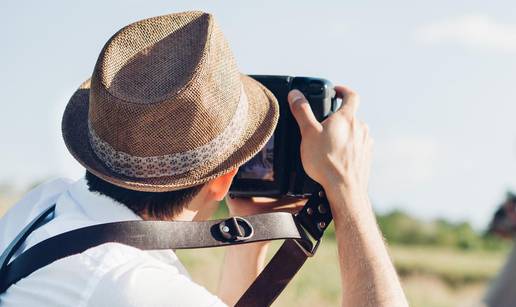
[86,256,227,307]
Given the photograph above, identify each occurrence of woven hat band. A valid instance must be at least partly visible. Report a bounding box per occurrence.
[88,85,249,178]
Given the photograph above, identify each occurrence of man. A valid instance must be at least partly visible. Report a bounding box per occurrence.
[0,11,408,306]
[483,194,516,307]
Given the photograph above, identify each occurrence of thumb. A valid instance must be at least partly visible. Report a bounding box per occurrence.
[288,89,321,135]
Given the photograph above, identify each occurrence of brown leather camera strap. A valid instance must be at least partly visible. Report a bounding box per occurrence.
[0,192,332,307]
[235,239,310,306]
[235,191,331,306]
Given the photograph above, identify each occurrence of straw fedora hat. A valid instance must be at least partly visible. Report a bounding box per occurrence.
[62,11,279,192]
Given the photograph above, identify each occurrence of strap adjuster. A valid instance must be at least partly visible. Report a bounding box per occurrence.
[293,238,321,257]
[295,190,332,241]
[218,217,254,242]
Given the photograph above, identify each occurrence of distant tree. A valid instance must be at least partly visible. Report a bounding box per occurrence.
[376,209,509,251]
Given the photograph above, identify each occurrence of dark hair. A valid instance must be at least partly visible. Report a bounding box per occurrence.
[85,171,205,219]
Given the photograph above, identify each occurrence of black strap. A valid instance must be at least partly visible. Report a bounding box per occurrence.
[0,204,56,275]
[235,191,332,306]
[0,211,307,294]
[0,191,332,306]
[235,239,309,307]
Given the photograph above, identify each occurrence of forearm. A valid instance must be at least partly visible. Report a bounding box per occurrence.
[327,184,408,307]
[218,196,305,305]
[217,241,269,306]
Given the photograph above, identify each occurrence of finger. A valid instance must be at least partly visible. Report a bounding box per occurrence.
[288,89,321,134]
[362,122,370,142]
[361,122,374,150]
[354,119,365,142]
[248,197,307,213]
[267,198,307,214]
[334,85,360,118]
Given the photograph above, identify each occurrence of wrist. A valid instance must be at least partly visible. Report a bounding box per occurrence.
[226,197,259,216]
[324,181,372,220]
[319,168,364,194]
[324,177,368,202]
[228,207,265,217]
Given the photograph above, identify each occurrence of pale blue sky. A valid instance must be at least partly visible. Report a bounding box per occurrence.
[1,0,516,228]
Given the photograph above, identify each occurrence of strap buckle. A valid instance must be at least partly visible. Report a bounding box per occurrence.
[218,217,254,242]
[293,237,321,257]
[293,188,332,257]
[295,189,333,240]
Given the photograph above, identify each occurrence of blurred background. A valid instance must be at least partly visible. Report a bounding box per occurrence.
[1,1,516,306]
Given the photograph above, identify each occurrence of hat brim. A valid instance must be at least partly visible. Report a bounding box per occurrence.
[62,74,279,192]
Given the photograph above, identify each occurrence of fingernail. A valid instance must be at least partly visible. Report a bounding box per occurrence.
[288,90,303,104]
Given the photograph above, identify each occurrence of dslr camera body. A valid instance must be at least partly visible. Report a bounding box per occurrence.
[229,75,340,198]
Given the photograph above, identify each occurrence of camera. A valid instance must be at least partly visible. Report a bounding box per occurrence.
[229,75,340,198]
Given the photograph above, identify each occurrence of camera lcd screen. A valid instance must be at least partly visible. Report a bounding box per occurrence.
[237,136,274,181]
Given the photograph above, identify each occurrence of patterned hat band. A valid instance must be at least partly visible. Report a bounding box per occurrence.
[88,86,249,178]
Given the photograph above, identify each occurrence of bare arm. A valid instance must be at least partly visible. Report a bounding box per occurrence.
[288,86,408,306]
[217,84,408,306]
[216,199,271,306]
[327,186,407,305]
[217,240,269,306]
[217,198,303,306]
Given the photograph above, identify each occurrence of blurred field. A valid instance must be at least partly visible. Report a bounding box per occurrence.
[177,242,508,307]
[392,246,506,307]
[0,196,510,307]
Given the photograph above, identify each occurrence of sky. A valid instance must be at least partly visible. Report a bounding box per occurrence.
[1,0,516,229]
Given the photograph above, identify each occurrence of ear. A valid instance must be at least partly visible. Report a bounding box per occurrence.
[205,168,238,201]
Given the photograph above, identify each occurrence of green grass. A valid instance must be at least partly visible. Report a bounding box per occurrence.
[391,245,507,287]
[177,240,342,307]
[177,241,509,307]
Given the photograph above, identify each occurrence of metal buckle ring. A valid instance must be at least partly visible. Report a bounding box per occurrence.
[218,217,254,242]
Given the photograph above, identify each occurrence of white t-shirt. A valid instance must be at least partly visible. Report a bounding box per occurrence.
[0,178,227,307]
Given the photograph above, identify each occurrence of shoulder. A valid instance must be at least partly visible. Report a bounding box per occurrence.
[82,243,226,307]
[0,178,73,250]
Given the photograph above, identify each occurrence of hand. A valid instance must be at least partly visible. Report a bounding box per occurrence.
[226,196,306,217]
[287,86,373,199]
[289,87,408,306]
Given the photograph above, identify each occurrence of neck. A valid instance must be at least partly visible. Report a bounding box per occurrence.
[140,193,219,222]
